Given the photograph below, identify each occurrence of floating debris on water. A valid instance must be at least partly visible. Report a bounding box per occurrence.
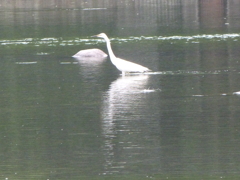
[60,62,78,65]
[36,52,50,55]
[83,8,107,10]
[15,62,37,64]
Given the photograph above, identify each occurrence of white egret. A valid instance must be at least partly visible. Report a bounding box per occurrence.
[92,33,151,75]
[72,48,108,58]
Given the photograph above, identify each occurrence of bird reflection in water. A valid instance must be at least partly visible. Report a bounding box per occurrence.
[101,75,150,174]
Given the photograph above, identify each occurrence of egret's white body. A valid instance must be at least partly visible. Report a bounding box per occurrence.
[93,33,151,75]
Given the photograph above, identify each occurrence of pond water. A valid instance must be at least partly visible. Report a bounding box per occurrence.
[1,1,240,179]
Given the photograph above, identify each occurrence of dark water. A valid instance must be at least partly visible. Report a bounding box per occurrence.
[1,1,240,179]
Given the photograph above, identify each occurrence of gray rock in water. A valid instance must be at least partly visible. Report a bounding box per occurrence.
[72,48,108,58]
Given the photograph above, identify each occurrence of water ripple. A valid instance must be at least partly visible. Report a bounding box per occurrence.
[0,33,239,46]
[127,33,240,43]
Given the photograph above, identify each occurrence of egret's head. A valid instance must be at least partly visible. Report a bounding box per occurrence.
[92,33,109,41]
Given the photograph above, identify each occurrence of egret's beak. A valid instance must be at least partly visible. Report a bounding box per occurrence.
[91,34,99,37]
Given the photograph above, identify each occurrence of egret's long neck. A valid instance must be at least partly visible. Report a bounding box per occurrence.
[105,39,117,64]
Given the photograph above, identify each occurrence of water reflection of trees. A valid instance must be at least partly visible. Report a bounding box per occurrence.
[1,0,240,33]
